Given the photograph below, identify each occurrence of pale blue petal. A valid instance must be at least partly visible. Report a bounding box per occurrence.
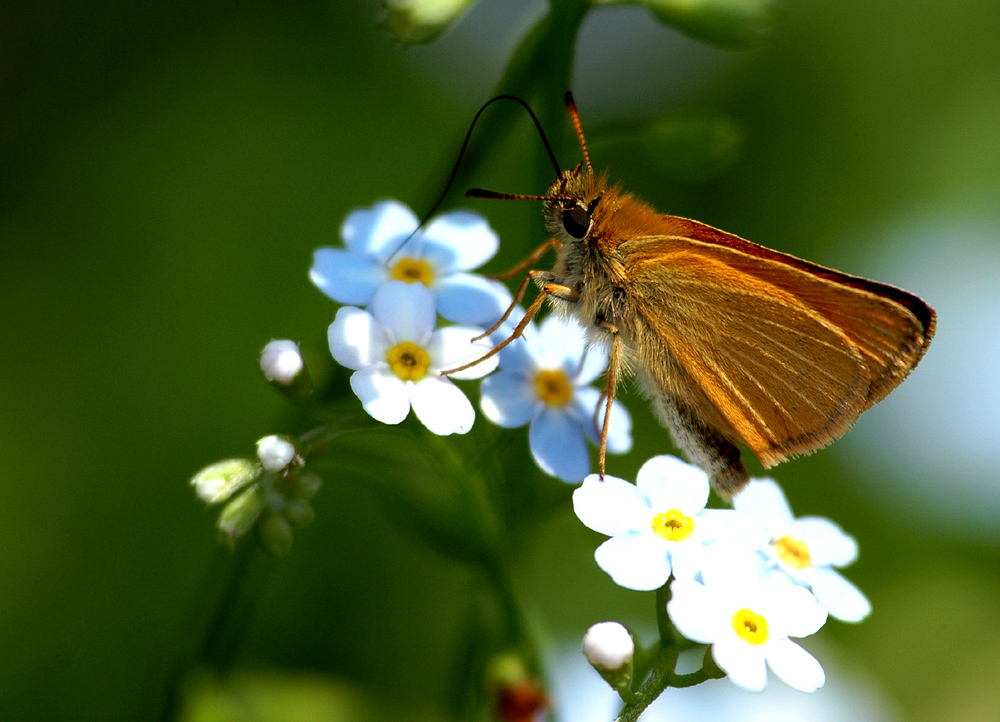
[350,366,410,425]
[427,326,498,379]
[370,281,436,345]
[572,473,653,536]
[764,583,827,639]
[410,376,475,435]
[310,248,385,306]
[480,371,536,428]
[532,316,588,374]
[693,509,770,550]
[421,211,499,272]
[572,386,632,454]
[594,534,672,591]
[327,307,388,370]
[808,567,871,623]
[713,638,768,692]
[529,407,589,483]
[575,342,609,385]
[765,639,825,692]
[637,455,710,517]
[341,200,419,259]
[731,478,795,537]
[793,517,858,567]
[435,273,513,325]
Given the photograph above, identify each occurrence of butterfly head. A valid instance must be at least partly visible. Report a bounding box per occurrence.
[543,165,609,245]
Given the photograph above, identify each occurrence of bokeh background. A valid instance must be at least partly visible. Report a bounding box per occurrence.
[2,0,999,720]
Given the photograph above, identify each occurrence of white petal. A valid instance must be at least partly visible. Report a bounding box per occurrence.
[531,316,588,373]
[809,567,871,622]
[693,509,770,550]
[572,473,653,536]
[764,639,825,692]
[667,579,726,643]
[529,407,590,483]
[309,248,385,306]
[731,478,795,537]
[700,542,762,590]
[435,273,513,325]
[341,200,419,258]
[637,455,710,516]
[480,371,536,428]
[370,281,436,344]
[712,637,768,692]
[572,387,633,454]
[410,376,475,435]
[328,307,386,370]
[594,534,672,591]
[350,366,410,425]
[764,583,827,639]
[793,517,858,567]
[420,211,499,272]
[428,325,498,380]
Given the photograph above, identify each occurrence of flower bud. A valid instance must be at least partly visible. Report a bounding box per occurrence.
[582,622,635,694]
[217,488,266,548]
[291,473,322,500]
[256,435,297,473]
[258,513,293,556]
[284,499,316,527]
[260,339,313,397]
[380,0,476,45]
[190,458,260,505]
[600,0,775,48]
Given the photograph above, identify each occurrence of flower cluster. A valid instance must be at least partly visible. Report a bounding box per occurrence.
[574,456,869,694]
[312,200,631,481]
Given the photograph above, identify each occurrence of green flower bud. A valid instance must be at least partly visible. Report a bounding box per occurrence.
[291,473,322,500]
[258,513,294,557]
[217,488,266,548]
[191,459,260,505]
[380,0,477,45]
[284,499,316,528]
[598,0,775,48]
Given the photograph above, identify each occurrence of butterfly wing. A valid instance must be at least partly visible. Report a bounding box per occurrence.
[619,221,933,467]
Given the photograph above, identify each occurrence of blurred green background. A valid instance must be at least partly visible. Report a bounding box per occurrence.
[2,0,999,720]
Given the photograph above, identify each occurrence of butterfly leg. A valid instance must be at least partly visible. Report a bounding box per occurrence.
[441,272,579,375]
[596,320,622,479]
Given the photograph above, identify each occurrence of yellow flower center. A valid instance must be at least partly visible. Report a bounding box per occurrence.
[731,608,769,645]
[386,341,430,381]
[533,369,573,407]
[774,535,812,570]
[390,257,434,285]
[650,508,695,542]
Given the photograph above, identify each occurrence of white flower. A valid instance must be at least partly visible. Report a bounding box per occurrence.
[310,199,512,325]
[582,622,635,671]
[260,339,304,385]
[327,281,497,435]
[572,456,770,591]
[479,315,632,483]
[257,435,297,472]
[732,478,871,623]
[668,542,828,693]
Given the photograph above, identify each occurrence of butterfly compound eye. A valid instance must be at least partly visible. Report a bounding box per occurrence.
[563,205,591,239]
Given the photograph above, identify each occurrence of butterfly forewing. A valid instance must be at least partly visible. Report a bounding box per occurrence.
[623,236,876,466]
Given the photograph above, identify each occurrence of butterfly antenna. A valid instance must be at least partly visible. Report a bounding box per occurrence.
[564,91,592,175]
[386,95,562,263]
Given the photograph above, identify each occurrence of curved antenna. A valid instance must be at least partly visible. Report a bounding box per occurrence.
[387,95,562,263]
[564,91,592,175]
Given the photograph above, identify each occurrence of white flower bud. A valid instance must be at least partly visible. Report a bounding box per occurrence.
[260,340,304,385]
[583,622,635,671]
[256,435,296,472]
